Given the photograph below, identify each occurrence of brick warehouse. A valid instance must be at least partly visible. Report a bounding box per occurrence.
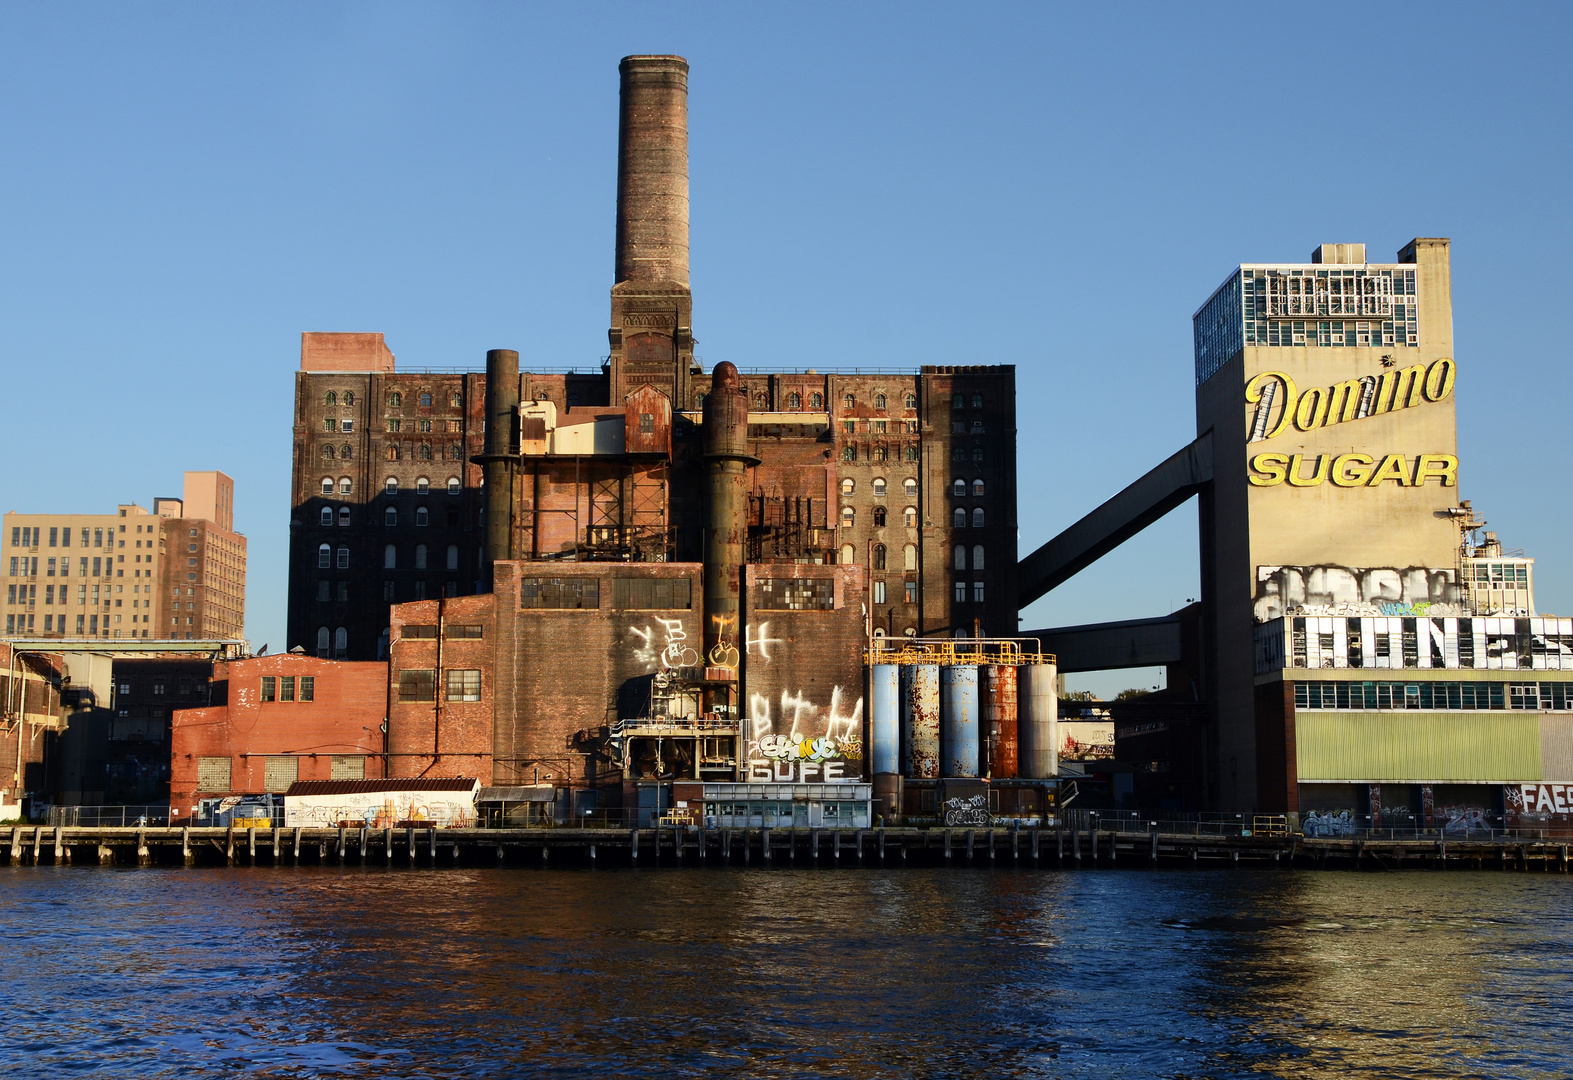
[286,56,1026,816]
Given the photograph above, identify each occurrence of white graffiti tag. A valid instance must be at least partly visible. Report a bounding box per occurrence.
[745,621,785,662]
[628,618,698,670]
[749,685,864,745]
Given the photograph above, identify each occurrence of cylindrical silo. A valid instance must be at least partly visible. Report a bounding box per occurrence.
[1018,662,1059,778]
[983,664,1019,779]
[871,665,900,775]
[901,664,940,779]
[941,666,979,778]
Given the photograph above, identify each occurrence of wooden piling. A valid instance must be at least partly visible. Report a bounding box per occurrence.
[182,826,193,866]
[9,826,20,865]
[136,830,150,866]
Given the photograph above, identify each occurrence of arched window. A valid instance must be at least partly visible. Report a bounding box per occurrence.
[904,478,918,496]
[843,445,857,463]
[953,507,967,528]
[873,507,887,527]
[972,545,985,571]
[810,392,823,409]
[324,391,337,406]
[418,444,432,461]
[447,477,461,495]
[317,626,330,656]
[971,394,983,408]
[446,545,459,570]
[450,392,462,407]
[317,543,331,568]
[415,544,428,570]
[905,393,917,409]
[385,445,400,461]
[904,626,917,638]
[904,506,917,527]
[843,394,855,411]
[320,507,334,527]
[320,477,334,496]
[972,479,985,496]
[874,444,887,462]
[952,393,965,410]
[905,444,919,462]
[873,544,887,570]
[342,391,354,406]
[444,442,459,460]
[339,477,353,494]
[972,507,985,527]
[840,543,856,564]
[954,545,966,570]
[338,507,351,527]
[321,445,335,460]
[903,544,917,570]
[873,628,886,639]
[385,507,397,526]
[787,392,801,409]
[415,507,429,527]
[841,506,855,527]
[953,479,966,498]
[416,477,430,494]
[334,627,347,659]
[419,392,432,407]
[971,448,984,463]
[841,479,855,495]
[872,478,886,497]
[383,544,396,568]
[754,392,767,409]
[337,547,350,569]
[951,447,966,462]
[389,392,402,407]
[874,393,886,410]
[341,444,353,460]
[385,477,399,495]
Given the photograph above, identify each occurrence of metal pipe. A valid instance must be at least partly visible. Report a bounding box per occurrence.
[482,348,520,590]
[701,361,748,663]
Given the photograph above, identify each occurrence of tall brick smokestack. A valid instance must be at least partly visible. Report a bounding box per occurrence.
[482,348,519,589]
[616,55,689,287]
[702,361,748,664]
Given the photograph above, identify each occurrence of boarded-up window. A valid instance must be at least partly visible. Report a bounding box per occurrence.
[445,669,482,701]
[263,756,298,793]
[330,755,365,780]
[196,756,231,792]
[755,578,834,610]
[445,624,484,639]
[399,669,436,702]
[612,577,692,610]
[520,578,599,609]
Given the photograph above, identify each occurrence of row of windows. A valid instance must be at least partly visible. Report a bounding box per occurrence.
[397,668,482,702]
[839,543,919,570]
[383,580,466,602]
[323,390,467,409]
[260,675,316,703]
[401,623,483,639]
[841,420,920,435]
[7,556,116,578]
[835,478,986,499]
[841,444,921,463]
[10,525,131,550]
[756,578,834,611]
[870,580,918,604]
[321,442,467,462]
[197,754,366,793]
[1294,680,1573,711]
[368,543,463,570]
[315,627,349,658]
[519,576,697,611]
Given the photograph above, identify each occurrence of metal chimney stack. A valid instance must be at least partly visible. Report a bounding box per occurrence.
[482,348,520,589]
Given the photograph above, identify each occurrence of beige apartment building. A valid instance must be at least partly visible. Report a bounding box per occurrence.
[2,471,247,641]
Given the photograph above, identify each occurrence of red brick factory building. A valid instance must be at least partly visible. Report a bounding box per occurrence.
[284,56,1053,824]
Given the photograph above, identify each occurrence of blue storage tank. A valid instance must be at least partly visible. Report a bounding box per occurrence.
[870,664,900,776]
[941,665,979,778]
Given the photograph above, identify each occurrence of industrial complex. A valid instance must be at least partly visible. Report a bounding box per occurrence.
[2,55,1570,839]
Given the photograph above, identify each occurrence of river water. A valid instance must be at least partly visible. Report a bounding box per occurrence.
[0,866,1567,1079]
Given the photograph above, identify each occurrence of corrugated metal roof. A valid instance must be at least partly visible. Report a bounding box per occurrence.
[284,778,480,797]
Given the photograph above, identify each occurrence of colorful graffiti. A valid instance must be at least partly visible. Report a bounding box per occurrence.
[284,791,476,829]
[1254,565,1464,621]
[758,734,840,762]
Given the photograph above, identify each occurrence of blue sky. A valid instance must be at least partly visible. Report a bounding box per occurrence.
[2,4,1569,694]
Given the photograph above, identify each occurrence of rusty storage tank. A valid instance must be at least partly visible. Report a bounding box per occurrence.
[901,664,940,779]
[982,664,1019,778]
[941,665,979,778]
[1019,663,1059,778]
[871,664,901,820]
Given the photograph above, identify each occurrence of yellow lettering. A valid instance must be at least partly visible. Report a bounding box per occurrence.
[1294,387,1328,431]
[1248,453,1289,486]
[1423,357,1456,402]
[1367,454,1412,486]
[1244,372,1295,440]
[1325,379,1365,425]
[1330,453,1375,487]
[1414,454,1458,486]
[1375,364,1426,413]
[1286,454,1329,487]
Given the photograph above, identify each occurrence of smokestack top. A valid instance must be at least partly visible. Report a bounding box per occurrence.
[711,360,739,390]
[616,54,690,287]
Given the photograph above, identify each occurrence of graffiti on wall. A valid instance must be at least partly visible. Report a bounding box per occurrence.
[942,795,988,827]
[284,792,475,829]
[627,617,700,671]
[1302,809,1354,837]
[1255,565,1464,621]
[742,614,864,783]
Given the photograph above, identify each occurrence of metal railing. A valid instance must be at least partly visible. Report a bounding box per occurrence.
[45,805,171,828]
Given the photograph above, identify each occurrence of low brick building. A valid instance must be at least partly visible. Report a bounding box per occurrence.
[170,655,387,823]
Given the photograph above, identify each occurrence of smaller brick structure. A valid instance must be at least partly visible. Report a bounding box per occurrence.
[170,655,387,823]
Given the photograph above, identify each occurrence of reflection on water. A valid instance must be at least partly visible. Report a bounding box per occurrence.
[0,867,1567,1078]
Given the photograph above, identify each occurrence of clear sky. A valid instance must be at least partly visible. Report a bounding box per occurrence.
[2,4,1569,694]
